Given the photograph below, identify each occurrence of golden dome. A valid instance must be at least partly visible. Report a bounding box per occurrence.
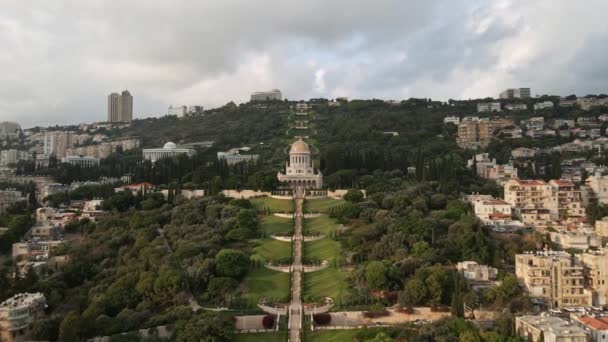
[290,139,310,153]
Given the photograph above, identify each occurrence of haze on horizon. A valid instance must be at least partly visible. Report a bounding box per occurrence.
[1,0,607,127]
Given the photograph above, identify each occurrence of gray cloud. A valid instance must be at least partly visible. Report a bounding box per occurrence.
[0,0,607,127]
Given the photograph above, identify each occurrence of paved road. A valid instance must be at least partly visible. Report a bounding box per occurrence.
[289,195,304,342]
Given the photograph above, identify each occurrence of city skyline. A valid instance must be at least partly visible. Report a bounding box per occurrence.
[1,0,608,127]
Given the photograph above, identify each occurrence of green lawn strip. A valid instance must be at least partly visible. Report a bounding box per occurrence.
[303,239,340,264]
[304,328,362,342]
[233,332,285,342]
[304,198,343,213]
[303,215,338,235]
[251,238,292,263]
[303,267,350,303]
[251,197,294,213]
[242,267,290,305]
[261,215,293,235]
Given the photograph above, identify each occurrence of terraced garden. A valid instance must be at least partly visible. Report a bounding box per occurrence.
[304,198,343,213]
[242,267,291,305]
[251,197,294,213]
[260,215,293,235]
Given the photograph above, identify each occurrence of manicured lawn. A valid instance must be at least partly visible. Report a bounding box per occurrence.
[304,239,340,264]
[303,267,350,304]
[251,238,291,263]
[305,329,362,342]
[304,198,343,213]
[251,197,294,213]
[261,215,293,235]
[304,215,338,235]
[233,332,285,342]
[242,267,290,305]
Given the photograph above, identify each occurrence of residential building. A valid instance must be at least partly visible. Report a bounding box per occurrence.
[0,190,26,214]
[12,240,64,259]
[504,179,551,224]
[457,117,514,148]
[443,116,460,125]
[217,148,259,166]
[559,98,577,107]
[577,97,608,111]
[586,173,608,204]
[572,315,608,341]
[115,182,156,196]
[65,137,140,159]
[0,122,20,140]
[546,179,585,220]
[511,147,536,159]
[595,217,608,237]
[552,118,576,129]
[277,138,323,189]
[549,231,600,250]
[0,150,31,166]
[577,116,600,128]
[515,251,591,307]
[142,142,196,163]
[43,131,73,157]
[472,198,512,222]
[477,102,501,112]
[250,89,282,101]
[481,164,518,184]
[515,315,587,342]
[599,114,608,122]
[499,88,531,99]
[456,261,498,282]
[521,117,544,131]
[533,101,554,111]
[505,103,528,111]
[40,183,69,202]
[30,222,60,241]
[577,248,608,305]
[168,105,188,117]
[61,155,100,167]
[107,90,133,122]
[0,293,46,342]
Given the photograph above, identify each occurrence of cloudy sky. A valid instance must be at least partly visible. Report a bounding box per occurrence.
[1,0,608,127]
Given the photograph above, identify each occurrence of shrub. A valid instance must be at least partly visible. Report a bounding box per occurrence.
[313,313,331,325]
[262,315,275,329]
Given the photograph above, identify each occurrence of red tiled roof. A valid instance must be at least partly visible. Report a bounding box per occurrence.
[579,316,608,331]
[551,179,574,187]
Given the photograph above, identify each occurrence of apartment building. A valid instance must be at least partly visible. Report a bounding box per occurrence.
[515,316,587,342]
[65,137,139,159]
[578,248,608,305]
[511,147,537,159]
[521,117,544,131]
[0,150,31,166]
[515,251,591,307]
[504,179,551,224]
[0,293,46,342]
[533,101,554,111]
[500,88,531,99]
[250,89,282,101]
[457,117,514,148]
[546,179,585,220]
[586,173,608,204]
[477,102,501,112]
[595,217,608,237]
[505,103,528,111]
[43,131,73,157]
[549,231,600,250]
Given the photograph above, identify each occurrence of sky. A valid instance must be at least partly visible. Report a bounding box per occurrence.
[1,0,608,127]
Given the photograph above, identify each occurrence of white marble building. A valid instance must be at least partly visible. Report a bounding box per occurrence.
[277,139,323,189]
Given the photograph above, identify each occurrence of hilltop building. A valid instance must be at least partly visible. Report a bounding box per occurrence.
[251,89,282,101]
[217,148,259,166]
[107,90,133,122]
[277,139,323,189]
[499,88,531,99]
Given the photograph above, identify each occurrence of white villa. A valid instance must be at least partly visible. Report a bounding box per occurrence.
[277,139,323,189]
